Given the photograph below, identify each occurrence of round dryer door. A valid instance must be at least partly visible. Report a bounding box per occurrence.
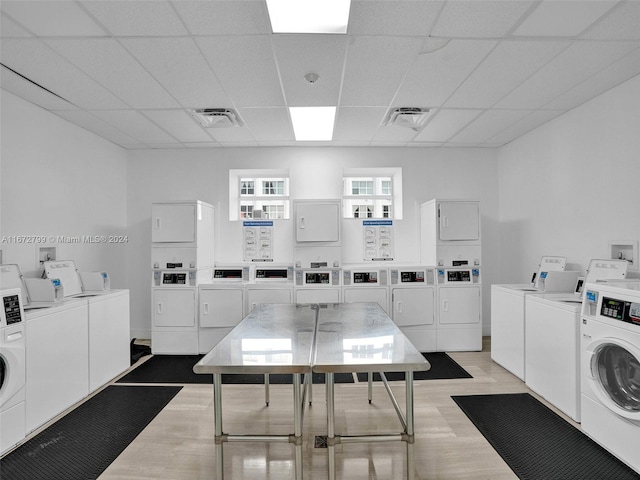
[586,339,640,421]
[0,355,5,392]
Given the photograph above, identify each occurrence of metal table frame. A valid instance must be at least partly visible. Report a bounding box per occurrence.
[194,302,430,480]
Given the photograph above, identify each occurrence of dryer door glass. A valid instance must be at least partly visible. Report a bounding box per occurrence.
[595,344,640,412]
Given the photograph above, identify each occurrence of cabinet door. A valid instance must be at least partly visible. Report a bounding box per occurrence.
[152,204,196,243]
[438,202,479,241]
[439,286,480,325]
[295,202,340,243]
[392,288,435,327]
[199,288,244,328]
[153,289,195,327]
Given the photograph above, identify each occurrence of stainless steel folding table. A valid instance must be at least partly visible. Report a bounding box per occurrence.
[313,303,430,480]
[194,303,317,480]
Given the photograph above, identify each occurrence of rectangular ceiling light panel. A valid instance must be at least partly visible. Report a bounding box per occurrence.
[267,0,351,34]
[290,106,336,141]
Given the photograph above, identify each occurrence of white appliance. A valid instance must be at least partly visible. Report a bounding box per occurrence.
[525,281,584,422]
[0,264,64,308]
[581,281,640,473]
[0,288,26,455]
[294,268,342,304]
[245,265,294,313]
[342,265,390,314]
[151,201,214,354]
[436,267,482,351]
[491,256,579,380]
[43,260,110,297]
[198,266,250,354]
[25,298,89,434]
[389,266,436,351]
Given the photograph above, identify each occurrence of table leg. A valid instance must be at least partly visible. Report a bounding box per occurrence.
[327,372,336,480]
[214,373,224,480]
[293,373,303,479]
[405,371,415,480]
[265,373,270,406]
[368,372,373,404]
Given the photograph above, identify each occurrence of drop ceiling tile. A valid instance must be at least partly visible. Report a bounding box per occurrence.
[1,66,76,111]
[372,124,419,143]
[238,107,294,142]
[413,109,482,142]
[52,110,141,146]
[333,107,387,142]
[449,109,532,144]
[393,39,497,107]
[205,122,258,144]
[120,37,231,108]
[173,0,271,35]
[445,39,570,109]
[1,13,33,37]
[142,110,214,143]
[45,38,180,109]
[495,41,640,109]
[582,1,640,40]
[431,0,534,38]
[81,0,189,36]
[546,46,640,110]
[340,36,424,106]
[513,0,617,37]
[348,0,443,36]
[1,38,129,109]
[486,109,566,145]
[197,36,284,107]
[90,110,179,144]
[0,1,107,37]
[272,34,348,106]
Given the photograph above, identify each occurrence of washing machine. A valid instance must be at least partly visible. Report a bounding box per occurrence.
[436,266,482,351]
[0,288,26,455]
[581,281,640,473]
[245,265,294,313]
[389,266,436,352]
[342,265,390,315]
[525,288,583,422]
[198,266,250,353]
[294,267,342,304]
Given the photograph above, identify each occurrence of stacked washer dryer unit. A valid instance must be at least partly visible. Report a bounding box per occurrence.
[525,259,628,422]
[198,265,250,353]
[491,256,580,381]
[293,200,342,304]
[245,265,294,313]
[581,280,640,473]
[151,201,214,354]
[0,288,26,455]
[343,265,390,315]
[389,266,437,351]
[420,199,482,351]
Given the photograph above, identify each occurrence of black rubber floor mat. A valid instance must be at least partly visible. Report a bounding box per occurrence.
[355,352,472,382]
[0,385,181,480]
[117,355,354,384]
[452,393,640,480]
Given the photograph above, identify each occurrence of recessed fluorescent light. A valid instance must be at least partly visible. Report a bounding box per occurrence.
[266,0,351,34]
[290,106,336,141]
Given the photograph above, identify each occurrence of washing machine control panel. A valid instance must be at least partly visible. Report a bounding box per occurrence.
[2,293,23,325]
[601,296,640,325]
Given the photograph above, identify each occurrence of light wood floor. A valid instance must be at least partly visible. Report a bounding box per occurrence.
[35,338,583,479]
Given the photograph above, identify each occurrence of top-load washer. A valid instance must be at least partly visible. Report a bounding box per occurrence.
[581,280,640,473]
[0,288,26,455]
[491,256,581,380]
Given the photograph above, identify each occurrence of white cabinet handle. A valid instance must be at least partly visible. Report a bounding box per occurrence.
[397,301,403,314]
[203,303,209,315]
[155,218,161,230]
[443,300,449,312]
[299,216,305,229]
[157,302,163,314]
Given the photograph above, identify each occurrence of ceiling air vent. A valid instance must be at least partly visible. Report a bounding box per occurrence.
[188,108,244,128]
[383,107,431,131]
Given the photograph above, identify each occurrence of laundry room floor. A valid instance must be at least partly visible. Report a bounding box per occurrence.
[25,338,581,480]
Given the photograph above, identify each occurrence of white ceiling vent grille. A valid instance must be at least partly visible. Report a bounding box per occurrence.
[188,108,244,128]
[383,107,431,131]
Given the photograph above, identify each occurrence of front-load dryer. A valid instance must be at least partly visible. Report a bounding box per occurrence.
[581,281,640,473]
[0,288,26,454]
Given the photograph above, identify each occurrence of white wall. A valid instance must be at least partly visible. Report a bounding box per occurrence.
[497,74,640,284]
[127,147,500,338]
[0,92,128,288]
